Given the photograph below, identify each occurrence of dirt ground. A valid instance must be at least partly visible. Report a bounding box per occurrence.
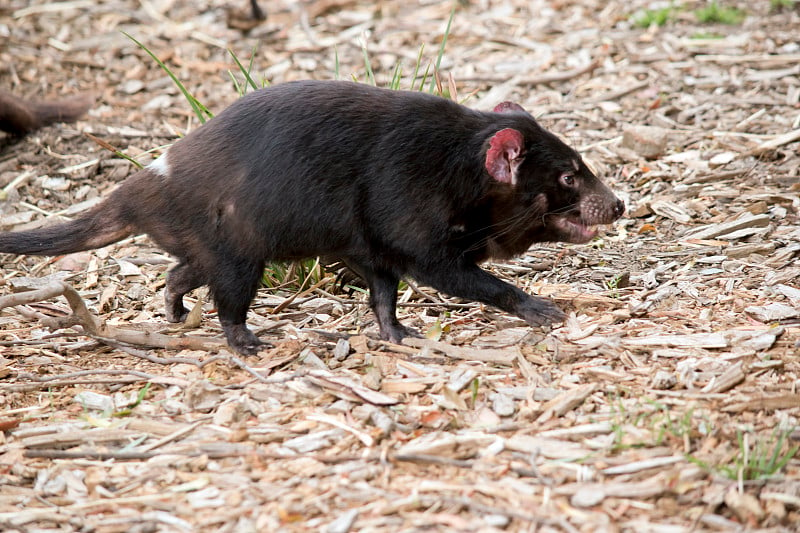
[1,0,799,531]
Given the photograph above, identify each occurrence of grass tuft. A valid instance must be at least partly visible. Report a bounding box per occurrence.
[228,45,265,96]
[688,428,798,481]
[354,2,455,93]
[630,3,679,28]
[770,0,796,11]
[261,259,326,290]
[429,4,456,93]
[694,1,746,24]
[360,36,377,86]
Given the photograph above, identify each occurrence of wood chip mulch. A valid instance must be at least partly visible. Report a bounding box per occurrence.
[1,1,799,531]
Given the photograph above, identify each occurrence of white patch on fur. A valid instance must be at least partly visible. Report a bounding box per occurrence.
[148,152,170,177]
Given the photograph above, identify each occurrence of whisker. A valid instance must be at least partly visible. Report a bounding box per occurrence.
[459,200,584,255]
[543,203,580,216]
[461,207,543,254]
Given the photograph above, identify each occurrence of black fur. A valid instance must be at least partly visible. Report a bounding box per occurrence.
[0,80,623,354]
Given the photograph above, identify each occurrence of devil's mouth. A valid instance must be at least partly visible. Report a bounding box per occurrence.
[551,214,600,244]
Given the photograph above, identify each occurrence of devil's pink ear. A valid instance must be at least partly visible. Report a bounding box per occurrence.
[493,101,527,114]
[485,128,524,185]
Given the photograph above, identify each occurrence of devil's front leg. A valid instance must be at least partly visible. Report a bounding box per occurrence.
[411,259,566,327]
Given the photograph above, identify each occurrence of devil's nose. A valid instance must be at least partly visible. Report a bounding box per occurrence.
[613,198,625,218]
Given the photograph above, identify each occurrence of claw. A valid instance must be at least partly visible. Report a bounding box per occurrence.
[223,323,266,355]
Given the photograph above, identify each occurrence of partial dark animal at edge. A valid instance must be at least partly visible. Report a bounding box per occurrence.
[0,80,624,354]
[0,91,92,136]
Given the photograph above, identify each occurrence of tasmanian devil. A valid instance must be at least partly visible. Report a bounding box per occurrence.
[0,80,624,355]
[0,91,92,136]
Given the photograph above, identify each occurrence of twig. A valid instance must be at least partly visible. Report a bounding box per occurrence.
[518,60,599,86]
[1,281,227,352]
[271,275,334,314]
[0,335,87,347]
[426,494,573,530]
[307,413,374,447]
[1,378,144,393]
[140,419,207,452]
[226,353,273,383]
[310,288,477,309]
[403,280,443,304]
[102,339,223,368]
[585,80,650,103]
[0,282,83,312]
[24,447,365,463]
[393,453,475,468]
[402,337,517,364]
[18,369,160,381]
[743,128,800,157]
[25,449,160,460]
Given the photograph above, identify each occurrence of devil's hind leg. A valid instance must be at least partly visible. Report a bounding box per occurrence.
[208,253,265,355]
[164,260,205,323]
[342,259,419,343]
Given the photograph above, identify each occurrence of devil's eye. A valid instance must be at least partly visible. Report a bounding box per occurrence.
[559,173,575,187]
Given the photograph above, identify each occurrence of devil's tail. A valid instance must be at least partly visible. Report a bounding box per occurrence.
[0,92,93,135]
[0,194,134,256]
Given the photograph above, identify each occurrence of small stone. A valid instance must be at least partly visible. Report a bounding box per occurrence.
[724,488,764,522]
[709,152,736,166]
[126,283,147,301]
[571,486,605,507]
[491,392,516,417]
[369,409,395,437]
[745,303,799,322]
[183,380,222,412]
[764,498,786,523]
[299,297,337,313]
[629,203,653,218]
[621,125,669,159]
[300,349,328,369]
[333,338,350,360]
[484,514,510,527]
[213,400,246,426]
[649,200,692,224]
[74,390,114,412]
[40,176,70,191]
[142,93,172,111]
[651,370,677,390]
[121,79,144,94]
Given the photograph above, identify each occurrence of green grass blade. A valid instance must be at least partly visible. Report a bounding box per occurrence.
[771,444,799,476]
[115,150,144,169]
[124,33,212,121]
[428,2,456,93]
[768,430,787,470]
[248,47,260,86]
[418,62,432,93]
[133,382,151,407]
[124,32,213,123]
[410,44,425,91]
[84,131,145,169]
[390,63,403,90]
[229,47,259,92]
[765,430,797,475]
[361,40,376,86]
[334,46,341,80]
[228,70,244,96]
